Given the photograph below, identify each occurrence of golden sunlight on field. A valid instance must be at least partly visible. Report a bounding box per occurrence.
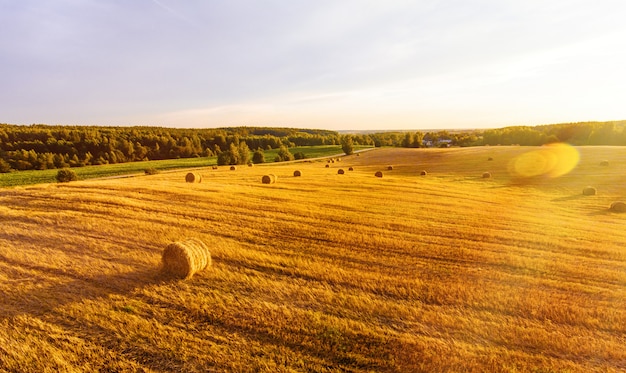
[1,146,625,372]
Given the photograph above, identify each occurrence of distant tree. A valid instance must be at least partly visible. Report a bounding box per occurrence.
[252,148,265,164]
[0,159,11,173]
[56,168,77,183]
[274,146,294,162]
[341,135,354,155]
[237,142,251,165]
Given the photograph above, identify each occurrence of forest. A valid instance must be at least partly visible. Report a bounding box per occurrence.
[1,120,625,172]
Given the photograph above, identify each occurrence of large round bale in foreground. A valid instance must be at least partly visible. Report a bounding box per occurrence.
[375,171,383,178]
[185,172,202,183]
[420,170,427,176]
[582,186,597,196]
[482,172,491,178]
[293,170,302,177]
[610,201,626,213]
[337,169,345,174]
[161,238,211,279]
[600,160,609,166]
[262,174,277,184]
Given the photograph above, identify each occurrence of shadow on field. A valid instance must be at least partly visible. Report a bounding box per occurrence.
[552,194,585,202]
[0,252,172,320]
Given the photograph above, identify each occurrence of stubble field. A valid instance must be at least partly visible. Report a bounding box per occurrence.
[1,146,625,372]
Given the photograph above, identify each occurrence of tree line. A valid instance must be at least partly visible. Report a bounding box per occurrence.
[1,120,625,172]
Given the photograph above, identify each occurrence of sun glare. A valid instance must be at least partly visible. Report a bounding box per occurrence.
[508,143,579,178]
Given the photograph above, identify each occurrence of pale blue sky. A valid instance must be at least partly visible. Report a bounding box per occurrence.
[1,0,625,130]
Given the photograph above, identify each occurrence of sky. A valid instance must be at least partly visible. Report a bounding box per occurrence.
[1,0,625,131]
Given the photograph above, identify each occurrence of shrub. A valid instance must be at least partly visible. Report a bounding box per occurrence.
[274,146,294,162]
[56,168,78,183]
[252,149,265,164]
[293,152,306,160]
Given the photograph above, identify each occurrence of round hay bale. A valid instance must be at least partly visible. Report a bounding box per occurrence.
[325,164,330,168]
[230,166,237,171]
[488,157,493,161]
[331,160,335,163]
[610,201,626,213]
[582,186,597,196]
[212,166,218,170]
[357,153,360,156]
[600,160,609,166]
[387,166,393,171]
[375,171,383,178]
[482,172,491,178]
[248,163,254,167]
[185,172,201,183]
[420,170,427,176]
[337,169,345,175]
[336,158,341,162]
[161,238,211,279]
[348,167,354,171]
[293,170,302,177]
[262,174,277,184]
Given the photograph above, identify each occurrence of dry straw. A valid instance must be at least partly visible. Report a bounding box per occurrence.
[161,238,211,279]
[337,169,345,174]
[582,186,597,196]
[375,171,383,178]
[293,170,302,177]
[482,172,491,178]
[262,174,277,184]
[610,201,626,213]
[185,172,202,183]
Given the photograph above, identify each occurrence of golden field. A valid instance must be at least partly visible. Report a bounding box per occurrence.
[1,146,625,372]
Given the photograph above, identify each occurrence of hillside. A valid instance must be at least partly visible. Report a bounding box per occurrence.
[1,146,625,372]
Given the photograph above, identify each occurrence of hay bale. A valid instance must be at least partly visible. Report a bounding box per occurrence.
[600,160,609,166]
[293,170,302,177]
[420,170,427,176]
[610,201,626,213]
[387,166,393,170]
[348,167,354,171]
[325,164,330,168]
[375,171,383,178]
[482,172,491,178]
[212,166,218,170]
[582,186,597,196]
[248,163,254,167]
[336,158,341,162]
[230,166,237,171]
[487,157,493,161]
[262,174,277,184]
[357,153,360,156]
[185,172,201,183]
[161,238,211,279]
[337,169,345,174]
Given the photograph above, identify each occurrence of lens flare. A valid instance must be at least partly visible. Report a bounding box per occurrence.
[508,143,579,179]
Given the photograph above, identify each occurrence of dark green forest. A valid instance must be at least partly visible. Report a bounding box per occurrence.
[1,120,625,172]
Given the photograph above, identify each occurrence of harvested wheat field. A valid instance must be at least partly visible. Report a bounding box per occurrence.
[1,146,625,372]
